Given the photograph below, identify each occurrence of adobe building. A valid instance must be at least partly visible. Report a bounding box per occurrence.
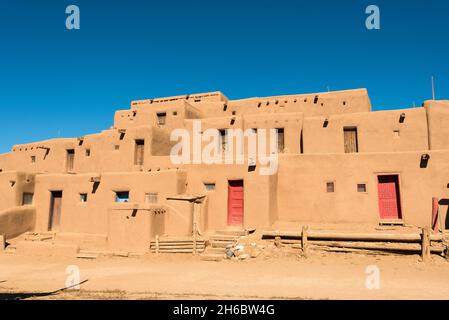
[1,88,449,253]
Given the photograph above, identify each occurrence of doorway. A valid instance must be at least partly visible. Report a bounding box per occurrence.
[48,191,63,231]
[377,175,402,220]
[227,180,244,226]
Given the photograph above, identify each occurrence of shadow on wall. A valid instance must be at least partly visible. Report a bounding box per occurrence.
[439,199,449,229]
[0,206,36,239]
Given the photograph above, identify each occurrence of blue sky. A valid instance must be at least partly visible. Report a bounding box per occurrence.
[0,0,448,153]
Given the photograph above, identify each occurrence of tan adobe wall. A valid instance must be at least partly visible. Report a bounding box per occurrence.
[33,170,187,235]
[424,100,449,150]
[303,107,429,154]
[0,171,35,211]
[277,150,449,227]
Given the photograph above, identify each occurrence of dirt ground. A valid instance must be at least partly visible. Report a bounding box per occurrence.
[1,247,449,300]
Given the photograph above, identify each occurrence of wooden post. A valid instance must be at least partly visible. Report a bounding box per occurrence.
[421,227,431,262]
[192,202,200,255]
[274,236,281,248]
[0,234,5,252]
[155,235,160,256]
[302,226,309,257]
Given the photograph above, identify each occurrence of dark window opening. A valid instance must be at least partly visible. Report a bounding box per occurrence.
[357,184,367,193]
[276,128,285,153]
[157,113,166,126]
[22,193,34,205]
[219,129,227,152]
[204,183,216,191]
[85,149,91,157]
[80,193,88,203]
[134,140,145,165]
[313,96,319,104]
[300,130,304,154]
[326,182,335,193]
[31,156,36,163]
[115,191,129,203]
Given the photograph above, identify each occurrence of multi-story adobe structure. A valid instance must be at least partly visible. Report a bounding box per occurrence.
[1,88,449,253]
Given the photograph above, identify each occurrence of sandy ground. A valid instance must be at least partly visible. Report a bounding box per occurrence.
[1,248,449,300]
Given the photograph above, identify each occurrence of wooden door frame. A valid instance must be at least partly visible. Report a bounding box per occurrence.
[227,179,244,227]
[375,172,404,222]
[48,190,63,231]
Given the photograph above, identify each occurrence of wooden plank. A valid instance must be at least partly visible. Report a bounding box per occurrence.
[262,230,442,243]
[294,241,444,253]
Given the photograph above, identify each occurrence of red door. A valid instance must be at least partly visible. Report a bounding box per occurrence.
[377,175,402,220]
[228,180,244,226]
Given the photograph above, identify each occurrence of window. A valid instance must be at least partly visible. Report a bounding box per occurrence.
[276,128,285,153]
[173,111,178,116]
[357,184,367,193]
[85,149,91,157]
[31,156,36,163]
[157,112,166,126]
[66,149,75,172]
[119,132,126,140]
[114,145,120,151]
[145,193,158,203]
[343,127,358,153]
[80,193,88,203]
[326,182,335,193]
[204,183,216,191]
[134,140,145,165]
[22,193,34,205]
[219,129,227,152]
[393,130,400,138]
[115,191,129,203]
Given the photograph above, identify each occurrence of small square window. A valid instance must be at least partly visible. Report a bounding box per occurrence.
[31,156,36,163]
[326,182,335,193]
[22,193,34,205]
[115,191,129,203]
[85,149,91,157]
[357,184,367,193]
[145,193,158,203]
[173,111,178,116]
[393,130,400,138]
[157,113,167,126]
[204,183,216,191]
[80,193,88,203]
[114,145,120,151]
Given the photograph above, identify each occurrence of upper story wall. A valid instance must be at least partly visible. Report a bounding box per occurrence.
[196,88,372,118]
[424,100,449,150]
[303,107,429,154]
[130,91,228,110]
[0,126,174,175]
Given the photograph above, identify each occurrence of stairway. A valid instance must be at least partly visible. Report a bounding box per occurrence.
[200,229,249,261]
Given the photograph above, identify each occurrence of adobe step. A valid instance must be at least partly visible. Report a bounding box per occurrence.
[210,240,235,248]
[216,229,249,237]
[200,253,225,262]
